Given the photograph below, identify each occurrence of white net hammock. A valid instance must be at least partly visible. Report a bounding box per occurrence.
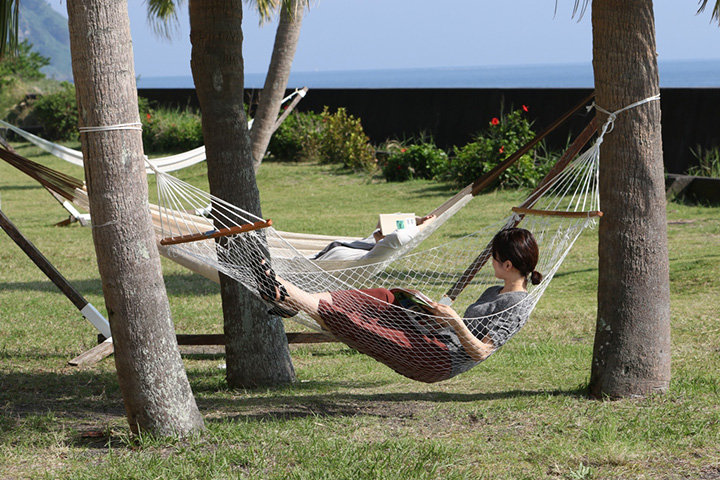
[151,127,602,382]
[0,88,307,174]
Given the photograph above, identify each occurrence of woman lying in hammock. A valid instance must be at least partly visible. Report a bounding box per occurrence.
[251,228,543,383]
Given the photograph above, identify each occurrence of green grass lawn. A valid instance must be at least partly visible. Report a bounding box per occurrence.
[1,142,719,479]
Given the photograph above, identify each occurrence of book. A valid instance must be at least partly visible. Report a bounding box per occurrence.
[378,213,416,236]
[390,287,434,313]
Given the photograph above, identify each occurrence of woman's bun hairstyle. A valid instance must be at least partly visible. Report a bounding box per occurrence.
[492,228,543,284]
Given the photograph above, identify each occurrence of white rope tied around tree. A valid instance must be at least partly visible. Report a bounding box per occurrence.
[78,122,143,133]
[589,94,661,146]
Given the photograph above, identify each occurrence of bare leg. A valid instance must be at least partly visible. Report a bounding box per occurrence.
[252,251,334,328]
[274,276,333,329]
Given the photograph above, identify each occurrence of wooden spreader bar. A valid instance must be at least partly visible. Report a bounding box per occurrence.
[511,207,603,218]
[160,219,272,246]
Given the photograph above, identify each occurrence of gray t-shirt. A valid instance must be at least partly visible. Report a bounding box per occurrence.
[463,285,529,349]
[408,285,529,379]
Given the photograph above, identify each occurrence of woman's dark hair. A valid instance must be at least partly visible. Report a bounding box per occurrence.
[491,228,543,285]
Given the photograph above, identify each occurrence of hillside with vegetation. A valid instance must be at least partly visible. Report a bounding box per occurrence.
[18,0,72,81]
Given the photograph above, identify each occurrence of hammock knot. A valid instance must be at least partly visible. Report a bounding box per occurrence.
[592,94,660,144]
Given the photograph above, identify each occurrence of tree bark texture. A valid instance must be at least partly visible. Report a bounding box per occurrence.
[590,0,671,398]
[249,0,304,170]
[66,0,204,434]
[189,0,296,388]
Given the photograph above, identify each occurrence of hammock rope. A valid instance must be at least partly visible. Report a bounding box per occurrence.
[78,122,143,133]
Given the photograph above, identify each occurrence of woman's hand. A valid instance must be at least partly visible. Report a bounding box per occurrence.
[424,302,462,327]
[372,228,385,243]
[423,300,492,361]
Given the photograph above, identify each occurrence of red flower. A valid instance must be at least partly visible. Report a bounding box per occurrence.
[146,113,151,120]
[491,117,500,126]
[499,146,505,154]
[401,148,407,153]
[522,105,529,112]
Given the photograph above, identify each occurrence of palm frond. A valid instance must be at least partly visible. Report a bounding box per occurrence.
[245,0,280,25]
[552,0,589,22]
[697,0,720,25]
[245,0,311,26]
[0,0,20,58]
[571,0,590,22]
[146,0,184,40]
[282,0,312,19]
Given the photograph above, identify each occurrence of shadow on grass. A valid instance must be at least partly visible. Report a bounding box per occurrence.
[0,364,589,427]
[198,385,591,425]
[0,369,125,421]
[552,267,598,278]
[0,184,44,191]
[407,182,461,199]
[0,273,219,298]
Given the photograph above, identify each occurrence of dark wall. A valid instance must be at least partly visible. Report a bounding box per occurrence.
[137,87,720,174]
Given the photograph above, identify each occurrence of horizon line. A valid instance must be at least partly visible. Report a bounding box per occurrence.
[135,58,720,80]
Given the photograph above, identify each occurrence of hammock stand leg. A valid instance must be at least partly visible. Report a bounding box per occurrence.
[0,207,113,365]
[0,131,14,151]
[45,188,91,227]
[69,332,337,366]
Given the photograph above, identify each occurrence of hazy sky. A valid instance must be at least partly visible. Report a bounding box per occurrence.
[47,1,720,78]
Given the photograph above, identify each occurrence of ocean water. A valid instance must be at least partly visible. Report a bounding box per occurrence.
[136,59,720,90]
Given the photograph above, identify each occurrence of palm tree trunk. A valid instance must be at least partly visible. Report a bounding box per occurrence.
[67,0,204,435]
[589,0,671,398]
[189,0,296,387]
[249,0,304,170]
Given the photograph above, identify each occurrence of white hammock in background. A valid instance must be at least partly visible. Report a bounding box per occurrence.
[0,88,307,174]
[0,117,209,173]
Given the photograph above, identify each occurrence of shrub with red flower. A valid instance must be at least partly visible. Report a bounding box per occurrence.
[450,106,539,188]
